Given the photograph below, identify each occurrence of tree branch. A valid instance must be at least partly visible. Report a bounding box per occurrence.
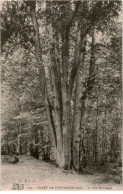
[67,1,81,28]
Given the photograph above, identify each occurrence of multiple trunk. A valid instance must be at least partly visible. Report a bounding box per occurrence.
[30,1,97,170]
[72,30,86,170]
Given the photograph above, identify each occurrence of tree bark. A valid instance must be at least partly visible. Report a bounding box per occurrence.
[50,45,64,167]
[30,2,58,161]
[30,1,45,101]
[61,29,71,169]
[80,27,96,166]
[72,30,86,171]
[17,119,22,154]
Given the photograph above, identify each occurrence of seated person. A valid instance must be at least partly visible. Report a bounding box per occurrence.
[12,155,19,164]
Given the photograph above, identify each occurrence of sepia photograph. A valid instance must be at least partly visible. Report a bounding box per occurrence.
[0,0,122,191]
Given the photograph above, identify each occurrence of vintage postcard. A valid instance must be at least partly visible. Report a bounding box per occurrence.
[0,0,123,191]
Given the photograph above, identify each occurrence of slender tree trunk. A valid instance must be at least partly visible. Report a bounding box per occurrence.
[30,2,59,162]
[50,59,64,167]
[30,1,45,100]
[61,30,71,169]
[17,120,22,154]
[94,97,98,163]
[73,26,96,170]
[72,31,86,171]
[45,91,57,160]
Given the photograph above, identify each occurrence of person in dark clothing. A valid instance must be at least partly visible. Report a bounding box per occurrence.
[34,145,39,159]
[12,155,19,164]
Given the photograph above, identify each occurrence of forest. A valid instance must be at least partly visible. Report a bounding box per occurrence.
[1,0,122,180]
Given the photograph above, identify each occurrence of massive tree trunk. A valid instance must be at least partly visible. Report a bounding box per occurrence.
[44,1,65,167]
[46,7,71,167]
[47,28,71,168]
[30,1,97,170]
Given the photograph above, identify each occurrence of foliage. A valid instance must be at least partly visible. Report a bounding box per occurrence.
[1,1,122,172]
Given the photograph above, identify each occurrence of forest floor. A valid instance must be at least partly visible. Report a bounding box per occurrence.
[1,155,123,191]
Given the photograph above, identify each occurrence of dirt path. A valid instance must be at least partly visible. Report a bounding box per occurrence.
[1,156,123,190]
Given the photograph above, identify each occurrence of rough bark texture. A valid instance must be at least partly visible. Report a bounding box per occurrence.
[82,27,96,100]
[31,2,45,101]
[72,31,86,171]
[50,45,64,167]
[45,92,57,149]
[17,121,22,154]
[30,2,57,160]
[61,30,71,169]
[79,27,96,167]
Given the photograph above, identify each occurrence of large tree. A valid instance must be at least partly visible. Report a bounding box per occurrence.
[1,0,121,170]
